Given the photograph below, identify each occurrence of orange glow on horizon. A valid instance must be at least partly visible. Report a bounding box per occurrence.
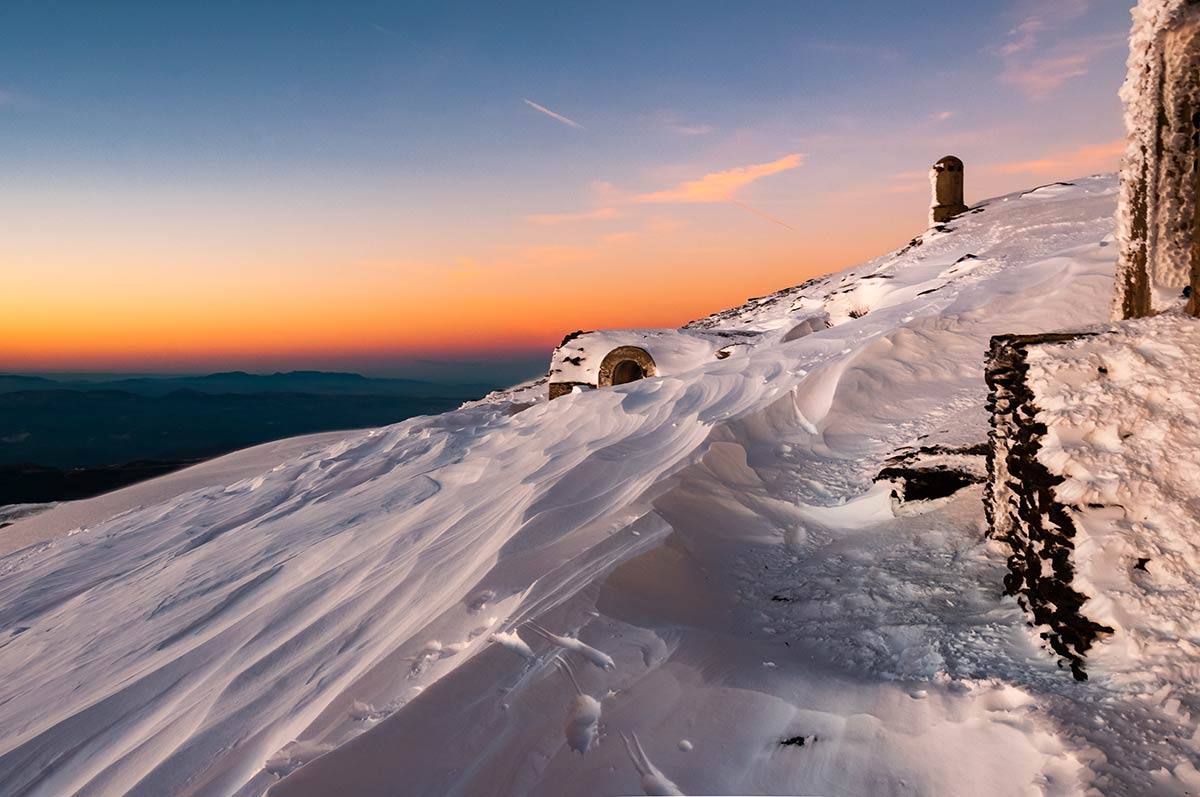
[2,141,1121,373]
[3,243,884,370]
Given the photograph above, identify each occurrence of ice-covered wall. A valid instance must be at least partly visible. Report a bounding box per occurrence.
[1114,0,1200,318]
[985,316,1200,682]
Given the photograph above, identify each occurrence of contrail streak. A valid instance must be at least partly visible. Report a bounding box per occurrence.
[523,99,585,129]
[729,199,795,230]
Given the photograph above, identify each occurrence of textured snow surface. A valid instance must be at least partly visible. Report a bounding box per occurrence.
[1025,315,1200,689]
[0,431,355,558]
[1,175,1197,796]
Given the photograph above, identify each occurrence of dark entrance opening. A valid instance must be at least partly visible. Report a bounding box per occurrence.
[610,360,646,386]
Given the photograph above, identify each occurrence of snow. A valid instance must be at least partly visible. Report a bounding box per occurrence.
[0,430,355,558]
[0,174,1195,796]
[0,504,56,532]
[1023,314,1200,690]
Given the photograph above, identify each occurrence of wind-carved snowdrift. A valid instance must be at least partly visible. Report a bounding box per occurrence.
[1,176,1198,796]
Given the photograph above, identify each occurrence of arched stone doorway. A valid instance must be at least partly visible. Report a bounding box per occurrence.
[597,346,657,388]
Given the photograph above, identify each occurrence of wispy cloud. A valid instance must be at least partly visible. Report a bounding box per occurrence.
[523,98,584,129]
[993,2,1116,100]
[633,153,804,204]
[646,110,714,136]
[526,207,619,225]
[985,138,1124,176]
[999,17,1045,57]
[998,0,1093,55]
[1000,35,1121,100]
[669,123,714,136]
[932,110,955,123]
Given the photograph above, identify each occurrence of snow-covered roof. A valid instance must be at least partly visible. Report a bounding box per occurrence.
[547,328,722,387]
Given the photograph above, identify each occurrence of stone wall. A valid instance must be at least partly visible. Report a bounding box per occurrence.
[984,332,1113,680]
[985,313,1200,687]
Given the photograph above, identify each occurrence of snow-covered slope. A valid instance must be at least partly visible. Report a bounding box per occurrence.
[1,175,1196,796]
[0,431,355,558]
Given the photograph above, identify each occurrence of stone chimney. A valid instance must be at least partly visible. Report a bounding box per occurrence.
[930,155,967,225]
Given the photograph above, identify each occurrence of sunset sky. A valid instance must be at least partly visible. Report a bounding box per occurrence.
[1,0,1132,377]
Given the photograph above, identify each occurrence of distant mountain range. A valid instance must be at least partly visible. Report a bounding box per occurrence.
[0,370,505,505]
[0,370,494,399]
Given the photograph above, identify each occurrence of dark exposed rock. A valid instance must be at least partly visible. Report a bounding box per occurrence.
[557,330,590,348]
[878,466,981,502]
[780,735,817,747]
[984,332,1113,681]
[547,381,592,400]
[875,443,987,504]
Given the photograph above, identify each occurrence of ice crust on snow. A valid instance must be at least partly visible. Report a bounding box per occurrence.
[0,175,1196,796]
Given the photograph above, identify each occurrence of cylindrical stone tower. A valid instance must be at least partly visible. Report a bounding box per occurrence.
[930,155,967,225]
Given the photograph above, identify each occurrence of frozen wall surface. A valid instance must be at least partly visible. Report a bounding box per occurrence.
[1115,0,1200,317]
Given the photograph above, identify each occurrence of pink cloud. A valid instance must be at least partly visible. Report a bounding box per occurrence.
[994,2,1115,101]
[1000,40,1119,100]
[633,153,804,204]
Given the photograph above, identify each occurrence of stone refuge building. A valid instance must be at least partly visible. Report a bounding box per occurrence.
[546,330,723,400]
[985,0,1200,681]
